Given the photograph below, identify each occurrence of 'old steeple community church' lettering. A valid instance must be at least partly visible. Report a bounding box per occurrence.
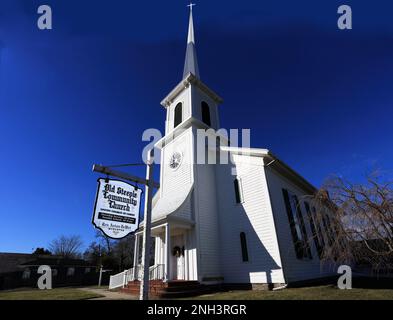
[102,183,139,211]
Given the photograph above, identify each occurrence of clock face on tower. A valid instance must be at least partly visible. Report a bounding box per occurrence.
[169,151,182,170]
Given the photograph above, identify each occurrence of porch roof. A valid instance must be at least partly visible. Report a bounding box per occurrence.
[136,215,194,236]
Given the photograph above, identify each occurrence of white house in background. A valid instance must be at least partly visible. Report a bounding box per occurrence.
[134,8,334,288]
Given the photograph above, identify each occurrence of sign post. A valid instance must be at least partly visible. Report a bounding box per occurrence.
[140,150,154,300]
[92,149,157,300]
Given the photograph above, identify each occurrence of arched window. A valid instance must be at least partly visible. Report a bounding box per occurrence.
[240,232,249,262]
[201,101,211,126]
[234,178,243,203]
[174,102,183,128]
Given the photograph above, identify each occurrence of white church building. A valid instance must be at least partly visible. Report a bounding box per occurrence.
[133,8,334,289]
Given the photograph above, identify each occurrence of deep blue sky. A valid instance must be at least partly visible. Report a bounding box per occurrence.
[1,0,392,253]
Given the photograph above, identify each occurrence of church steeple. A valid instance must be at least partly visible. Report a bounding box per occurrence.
[183,4,200,79]
[161,3,223,134]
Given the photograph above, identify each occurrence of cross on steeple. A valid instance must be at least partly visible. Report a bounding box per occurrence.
[187,3,196,11]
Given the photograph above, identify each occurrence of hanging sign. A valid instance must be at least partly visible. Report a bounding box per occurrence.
[92,178,142,239]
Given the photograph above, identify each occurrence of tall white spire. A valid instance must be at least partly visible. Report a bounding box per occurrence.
[187,3,195,44]
[183,3,200,79]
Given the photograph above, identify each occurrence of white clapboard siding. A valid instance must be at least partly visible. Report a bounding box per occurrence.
[194,146,222,279]
[265,166,335,283]
[172,192,193,221]
[191,86,220,130]
[161,129,193,198]
[152,128,194,221]
[215,154,285,284]
[165,90,192,135]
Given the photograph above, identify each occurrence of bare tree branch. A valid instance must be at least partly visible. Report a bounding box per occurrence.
[306,172,393,275]
[48,235,83,259]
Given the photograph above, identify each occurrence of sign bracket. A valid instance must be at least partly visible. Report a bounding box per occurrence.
[92,164,159,189]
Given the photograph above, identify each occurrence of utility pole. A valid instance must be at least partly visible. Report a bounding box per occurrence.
[140,149,154,300]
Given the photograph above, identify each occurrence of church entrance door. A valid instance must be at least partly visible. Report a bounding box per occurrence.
[176,254,185,280]
[171,235,185,280]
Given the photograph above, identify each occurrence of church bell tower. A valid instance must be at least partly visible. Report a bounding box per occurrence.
[161,5,223,135]
[153,5,224,282]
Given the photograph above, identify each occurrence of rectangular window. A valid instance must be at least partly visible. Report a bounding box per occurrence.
[240,232,249,262]
[201,102,211,126]
[304,202,324,258]
[321,214,334,246]
[312,206,326,254]
[234,178,244,204]
[282,189,312,259]
[319,208,343,260]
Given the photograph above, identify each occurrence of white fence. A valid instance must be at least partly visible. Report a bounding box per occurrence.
[108,264,165,290]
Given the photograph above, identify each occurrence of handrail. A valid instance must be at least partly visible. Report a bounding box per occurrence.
[149,264,165,280]
[109,264,165,289]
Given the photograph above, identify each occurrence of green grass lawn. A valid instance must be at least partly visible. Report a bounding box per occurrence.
[187,285,393,300]
[0,287,104,300]
[2,285,393,300]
